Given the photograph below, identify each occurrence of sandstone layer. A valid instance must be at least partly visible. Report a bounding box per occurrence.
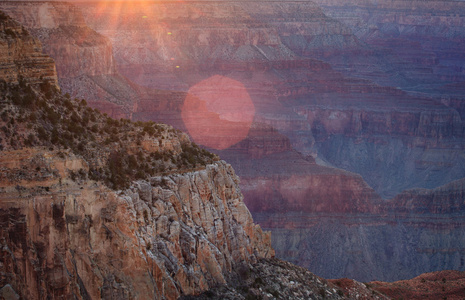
[76,1,465,282]
[0,1,137,119]
[0,10,56,86]
[6,1,465,283]
[0,16,275,299]
[0,2,115,79]
[0,149,273,299]
[369,270,465,300]
[74,0,465,197]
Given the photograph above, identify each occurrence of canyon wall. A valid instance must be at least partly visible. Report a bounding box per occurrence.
[255,179,465,282]
[0,16,276,299]
[0,149,273,299]
[5,1,465,283]
[0,10,57,86]
[74,0,465,197]
[0,1,114,78]
[312,0,465,90]
[0,1,138,119]
[75,0,465,281]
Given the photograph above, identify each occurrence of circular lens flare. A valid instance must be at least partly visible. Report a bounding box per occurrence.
[182,75,255,150]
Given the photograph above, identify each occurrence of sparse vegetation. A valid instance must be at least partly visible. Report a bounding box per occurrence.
[0,78,219,190]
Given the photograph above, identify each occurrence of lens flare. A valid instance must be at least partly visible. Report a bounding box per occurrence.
[182,75,255,150]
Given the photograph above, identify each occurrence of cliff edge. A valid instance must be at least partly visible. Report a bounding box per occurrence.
[0,11,274,299]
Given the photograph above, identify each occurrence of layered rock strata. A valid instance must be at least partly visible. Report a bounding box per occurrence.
[312,0,465,92]
[74,0,465,197]
[0,10,57,86]
[181,258,388,300]
[255,177,465,282]
[6,1,465,283]
[0,2,136,119]
[0,2,114,79]
[0,16,274,299]
[0,148,273,299]
[369,270,465,300]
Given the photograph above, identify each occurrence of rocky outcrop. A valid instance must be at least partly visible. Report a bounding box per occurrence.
[6,1,465,284]
[0,2,115,79]
[312,0,465,90]
[0,148,273,299]
[74,0,465,196]
[236,154,380,214]
[0,10,57,86]
[0,21,275,298]
[369,270,465,300]
[0,2,137,119]
[242,1,363,56]
[181,258,388,300]
[388,178,465,214]
[226,122,293,159]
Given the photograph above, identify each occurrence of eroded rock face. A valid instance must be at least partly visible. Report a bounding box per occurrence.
[0,2,115,79]
[312,0,465,89]
[180,258,388,300]
[4,1,465,284]
[72,0,465,198]
[0,149,273,299]
[0,10,57,86]
[369,270,465,300]
[0,2,136,119]
[255,178,465,282]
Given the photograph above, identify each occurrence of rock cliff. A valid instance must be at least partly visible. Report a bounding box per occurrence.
[0,14,277,299]
[0,1,138,119]
[0,1,114,79]
[73,0,465,197]
[312,0,465,91]
[0,148,273,299]
[0,10,57,86]
[71,1,465,282]
[6,0,465,283]
[369,270,465,300]
[255,176,465,282]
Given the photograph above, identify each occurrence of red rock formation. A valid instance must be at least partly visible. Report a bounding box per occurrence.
[0,18,274,299]
[0,2,115,79]
[387,178,465,214]
[0,2,136,120]
[312,0,465,90]
[227,122,293,159]
[0,10,57,86]
[370,270,465,300]
[5,1,465,284]
[218,127,381,214]
[0,149,273,299]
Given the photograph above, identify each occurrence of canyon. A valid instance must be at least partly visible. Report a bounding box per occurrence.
[1,0,465,285]
[0,12,398,298]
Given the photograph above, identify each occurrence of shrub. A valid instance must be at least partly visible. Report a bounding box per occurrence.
[24,133,35,146]
[1,111,7,122]
[37,127,49,141]
[4,28,16,38]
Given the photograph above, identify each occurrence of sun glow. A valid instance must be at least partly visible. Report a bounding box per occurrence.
[181,75,255,150]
